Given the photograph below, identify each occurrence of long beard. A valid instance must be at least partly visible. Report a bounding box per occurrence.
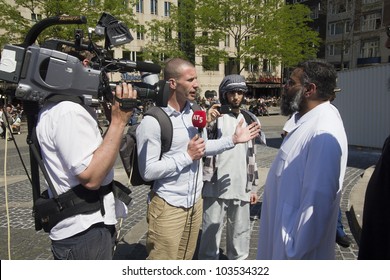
[280,88,304,116]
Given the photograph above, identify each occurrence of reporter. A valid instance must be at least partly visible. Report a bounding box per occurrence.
[36,82,136,260]
[136,58,260,260]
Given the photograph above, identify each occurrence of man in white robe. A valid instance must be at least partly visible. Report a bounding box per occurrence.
[257,60,348,259]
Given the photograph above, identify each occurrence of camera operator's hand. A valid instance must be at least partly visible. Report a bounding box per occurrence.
[207,103,221,123]
[77,82,136,190]
[111,82,137,126]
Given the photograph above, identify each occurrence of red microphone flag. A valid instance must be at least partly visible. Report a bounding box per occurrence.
[192,110,207,133]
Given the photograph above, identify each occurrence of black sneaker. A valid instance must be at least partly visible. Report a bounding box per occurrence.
[336,234,352,248]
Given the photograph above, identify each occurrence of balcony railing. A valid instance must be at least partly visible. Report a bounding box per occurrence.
[357,57,381,66]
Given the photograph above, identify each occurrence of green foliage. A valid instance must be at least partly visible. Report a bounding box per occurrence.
[253,3,321,68]
[0,0,138,50]
[0,0,30,47]
[143,0,320,72]
[0,0,320,72]
[143,2,192,63]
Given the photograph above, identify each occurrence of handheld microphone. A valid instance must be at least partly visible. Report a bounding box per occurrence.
[192,110,207,134]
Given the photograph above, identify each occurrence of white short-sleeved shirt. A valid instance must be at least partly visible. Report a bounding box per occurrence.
[36,101,117,240]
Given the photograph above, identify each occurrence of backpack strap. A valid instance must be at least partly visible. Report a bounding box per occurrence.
[144,102,202,154]
[241,109,266,145]
[144,106,173,154]
[44,94,84,105]
[240,109,256,125]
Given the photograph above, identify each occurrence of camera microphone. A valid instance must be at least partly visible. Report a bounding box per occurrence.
[103,59,161,74]
[136,61,161,74]
[192,110,207,134]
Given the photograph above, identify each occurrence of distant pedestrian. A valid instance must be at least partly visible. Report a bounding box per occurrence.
[11,113,22,134]
[5,104,14,140]
[0,107,6,139]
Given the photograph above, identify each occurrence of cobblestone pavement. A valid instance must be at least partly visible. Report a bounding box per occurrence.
[0,115,381,260]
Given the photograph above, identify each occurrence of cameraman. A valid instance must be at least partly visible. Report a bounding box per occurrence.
[35,82,136,260]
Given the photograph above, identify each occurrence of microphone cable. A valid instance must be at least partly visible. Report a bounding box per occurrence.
[182,156,201,260]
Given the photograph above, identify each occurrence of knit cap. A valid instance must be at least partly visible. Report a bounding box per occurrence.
[218,74,248,105]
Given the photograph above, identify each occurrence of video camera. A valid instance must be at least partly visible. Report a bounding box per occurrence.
[0,13,169,108]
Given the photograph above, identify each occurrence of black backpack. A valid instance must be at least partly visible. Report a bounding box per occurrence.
[119,103,201,186]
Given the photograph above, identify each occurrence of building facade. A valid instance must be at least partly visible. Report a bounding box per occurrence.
[287,0,390,70]
[325,0,390,69]
[1,0,283,100]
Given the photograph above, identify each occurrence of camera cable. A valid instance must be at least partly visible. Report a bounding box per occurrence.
[2,106,34,260]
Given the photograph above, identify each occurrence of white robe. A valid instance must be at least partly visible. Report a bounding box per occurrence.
[257,102,348,259]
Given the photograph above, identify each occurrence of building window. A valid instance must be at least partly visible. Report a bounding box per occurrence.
[328,44,335,56]
[244,36,250,47]
[158,53,167,62]
[361,13,381,32]
[328,20,351,35]
[202,56,219,71]
[329,0,352,14]
[244,59,259,72]
[137,25,145,40]
[31,13,42,22]
[201,31,218,46]
[165,28,172,41]
[225,34,230,47]
[151,0,158,15]
[262,59,274,73]
[328,43,349,56]
[164,1,171,17]
[136,0,144,13]
[122,51,137,61]
[150,29,158,41]
[360,39,379,58]
[310,5,319,19]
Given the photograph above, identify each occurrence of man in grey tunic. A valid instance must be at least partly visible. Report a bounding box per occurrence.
[198,74,264,260]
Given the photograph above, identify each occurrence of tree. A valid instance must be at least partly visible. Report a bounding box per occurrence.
[193,0,277,73]
[142,0,196,64]
[0,0,138,50]
[142,0,320,73]
[0,0,30,48]
[256,3,321,68]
